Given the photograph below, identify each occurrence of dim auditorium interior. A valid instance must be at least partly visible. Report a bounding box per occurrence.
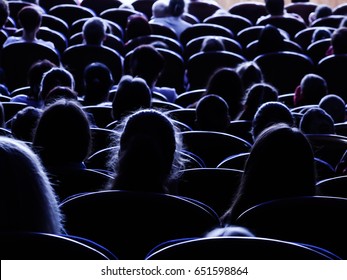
[2,0,347,260]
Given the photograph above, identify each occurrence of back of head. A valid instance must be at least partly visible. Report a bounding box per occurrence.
[39,67,75,104]
[28,59,56,99]
[299,107,335,134]
[319,94,346,123]
[252,101,295,140]
[241,82,278,120]
[112,75,152,120]
[0,0,9,27]
[168,0,186,17]
[44,86,79,107]
[109,108,183,192]
[224,123,316,222]
[82,17,107,45]
[195,94,231,132]
[331,27,347,55]
[83,62,113,105]
[258,24,285,53]
[129,44,165,87]
[265,0,285,15]
[311,28,332,43]
[11,106,43,142]
[206,67,244,119]
[200,36,225,52]
[297,73,327,106]
[33,99,91,167]
[0,136,63,233]
[125,14,151,42]
[314,4,333,19]
[18,6,42,32]
[236,61,264,91]
[152,0,169,18]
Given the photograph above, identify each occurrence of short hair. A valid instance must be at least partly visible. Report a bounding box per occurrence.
[331,27,347,54]
[299,107,335,134]
[319,94,346,123]
[265,0,285,15]
[39,67,75,103]
[82,17,107,45]
[18,6,42,32]
[44,86,79,107]
[152,0,168,18]
[314,4,333,19]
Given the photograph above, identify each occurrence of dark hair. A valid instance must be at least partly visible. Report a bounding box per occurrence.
[82,17,107,45]
[168,0,186,17]
[299,107,335,134]
[18,6,42,32]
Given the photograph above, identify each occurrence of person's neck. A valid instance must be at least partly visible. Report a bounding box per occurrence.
[22,30,37,42]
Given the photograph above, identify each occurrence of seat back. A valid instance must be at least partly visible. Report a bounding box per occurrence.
[62,45,123,93]
[316,175,347,198]
[186,51,246,90]
[317,54,347,103]
[235,195,347,259]
[0,43,60,91]
[228,2,268,25]
[80,0,122,15]
[306,38,331,65]
[100,8,142,31]
[173,167,243,216]
[180,23,234,46]
[60,190,221,259]
[187,1,222,22]
[285,2,318,25]
[0,232,113,260]
[48,4,96,27]
[180,130,252,167]
[311,15,346,28]
[254,51,314,95]
[203,14,253,35]
[83,105,113,128]
[145,236,335,260]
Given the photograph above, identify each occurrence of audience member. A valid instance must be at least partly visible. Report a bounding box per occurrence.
[311,27,332,43]
[3,6,55,50]
[293,73,328,107]
[11,59,56,108]
[193,67,245,120]
[238,82,279,121]
[257,0,306,24]
[221,123,316,223]
[151,0,169,20]
[33,99,91,171]
[235,61,264,92]
[299,107,335,134]
[111,75,152,121]
[0,136,64,233]
[105,108,185,193]
[82,62,114,106]
[124,13,152,42]
[82,16,107,46]
[327,27,347,55]
[308,4,333,25]
[10,106,42,142]
[251,101,295,140]
[128,44,177,102]
[38,67,76,106]
[149,0,192,38]
[44,86,79,107]
[195,94,231,132]
[200,36,225,52]
[319,94,346,123]
[256,24,286,54]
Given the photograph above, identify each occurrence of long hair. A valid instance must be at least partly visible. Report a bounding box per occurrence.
[0,136,64,233]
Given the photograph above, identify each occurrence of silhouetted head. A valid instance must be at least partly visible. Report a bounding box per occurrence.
[252,101,295,140]
[112,75,152,120]
[168,0,186,17]
[108,109,184,192]
[295,73,327,106]
[299,107,335,134]
[125,13,152,42]
[17,6,42,33]
[0,136,64,233]
[82,17,107,45]
[33,99,91,167]
[331,27,347,54]
[319,94,346,123]
[195,94,231,132]
[265,0,285,15]
[236,61,264,91]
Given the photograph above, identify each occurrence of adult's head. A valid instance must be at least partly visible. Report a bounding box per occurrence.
[17,6,42,33]
[299,107,335,134]
[107,108,184,192]
[167,0,186,17]
[252,101,295,140]
[33,99,91,167]
[0,136,64,233]
[331,27,347,55]
[319,94,346,123]
[129,44,165,88]
[195,94,231,132]
[222,123,316,223]
[82,17,107,45]
[264,0,285,16]
[112,75,152,121]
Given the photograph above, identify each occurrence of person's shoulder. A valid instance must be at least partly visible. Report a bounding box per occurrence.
[3,36,22,48]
